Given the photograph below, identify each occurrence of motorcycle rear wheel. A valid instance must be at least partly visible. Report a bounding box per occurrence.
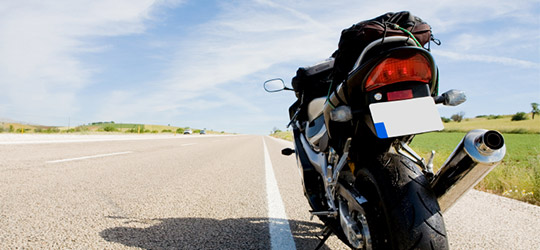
[352,153,449,250]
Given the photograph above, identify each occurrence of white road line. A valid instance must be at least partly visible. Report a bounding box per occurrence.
[0,137,172,145]
[263,138,296,250]
[46,151,133,163]
[0,134,235,145]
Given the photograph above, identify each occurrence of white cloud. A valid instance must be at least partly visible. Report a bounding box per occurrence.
[434,50,540,69]
[144,0,539,132]
[0,0,184,123]
[1,0,538,132]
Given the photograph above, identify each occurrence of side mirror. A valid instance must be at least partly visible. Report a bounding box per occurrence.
[435,89,467,106]
[264,78,292,92]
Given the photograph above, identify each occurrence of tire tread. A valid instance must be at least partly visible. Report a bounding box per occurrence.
[355,153,449,250]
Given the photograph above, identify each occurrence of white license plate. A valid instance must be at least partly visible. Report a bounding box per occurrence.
[369,97,443,138]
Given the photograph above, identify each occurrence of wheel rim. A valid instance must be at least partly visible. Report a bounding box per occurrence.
[339,193,373,249]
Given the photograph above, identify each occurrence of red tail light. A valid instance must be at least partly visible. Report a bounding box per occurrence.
[365,54,432,91]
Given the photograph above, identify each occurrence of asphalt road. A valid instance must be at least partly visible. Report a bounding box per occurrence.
[0,134,538,249]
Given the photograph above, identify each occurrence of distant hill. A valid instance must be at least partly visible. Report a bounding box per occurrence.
[0,119,218,134]
[0,117,29,124]
[0,117,48,127]
[0,121,52,133]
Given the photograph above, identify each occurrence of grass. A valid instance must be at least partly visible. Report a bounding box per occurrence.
[410,132,540,205]
[270,131,293,141]
[0,123,56,133]
[443,114,540,134]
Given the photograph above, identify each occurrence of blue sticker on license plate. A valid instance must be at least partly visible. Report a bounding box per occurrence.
[374,122,389,139]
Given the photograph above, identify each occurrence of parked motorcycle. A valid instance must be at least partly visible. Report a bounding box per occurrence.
[264,13,506,250]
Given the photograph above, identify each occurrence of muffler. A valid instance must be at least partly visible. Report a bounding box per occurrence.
[430,129,506,212]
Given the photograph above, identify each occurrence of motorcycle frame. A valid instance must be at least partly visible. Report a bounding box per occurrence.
[290,38,440,215]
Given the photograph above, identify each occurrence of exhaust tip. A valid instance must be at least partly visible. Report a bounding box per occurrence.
[483,130,504,150]
[464,129,506,164]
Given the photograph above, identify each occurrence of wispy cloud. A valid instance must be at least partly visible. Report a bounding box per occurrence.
[0,0,184,123]
[139,0,539,131]
[434,50,540,69]
[1,0,538,132]
[92,0,344,128]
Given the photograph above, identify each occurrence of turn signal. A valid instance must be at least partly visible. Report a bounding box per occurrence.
[365,54,432,91]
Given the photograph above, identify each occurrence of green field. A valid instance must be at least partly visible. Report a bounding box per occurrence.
[443,115,540,134]
[410,132,540,205]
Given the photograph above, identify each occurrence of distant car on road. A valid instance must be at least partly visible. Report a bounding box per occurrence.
[199,130,206,135]
[184,129,192,134]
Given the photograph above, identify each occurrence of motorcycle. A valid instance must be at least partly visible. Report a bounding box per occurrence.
[264,35,506,249]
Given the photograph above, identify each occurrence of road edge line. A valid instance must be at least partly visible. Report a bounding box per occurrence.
[263,137,296,250]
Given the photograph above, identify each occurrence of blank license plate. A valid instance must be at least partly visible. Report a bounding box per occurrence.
[369,97,443,138]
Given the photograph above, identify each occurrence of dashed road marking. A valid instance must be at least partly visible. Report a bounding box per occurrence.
[46,151,133,163]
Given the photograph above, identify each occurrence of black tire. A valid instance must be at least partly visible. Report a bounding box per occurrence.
[353,153,448,250]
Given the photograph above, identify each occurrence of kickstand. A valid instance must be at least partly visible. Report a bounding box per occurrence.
[314,227,333,250]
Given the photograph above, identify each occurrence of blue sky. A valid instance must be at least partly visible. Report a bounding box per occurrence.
[1,0,539,134]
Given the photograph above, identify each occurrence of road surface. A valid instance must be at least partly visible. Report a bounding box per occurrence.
[0,134,538,249]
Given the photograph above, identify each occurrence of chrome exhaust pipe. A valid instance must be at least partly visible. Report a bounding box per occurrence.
[430,129,506,212]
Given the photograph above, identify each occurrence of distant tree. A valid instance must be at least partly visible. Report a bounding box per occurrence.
[531,103,539,120]
[451,112,465,122]
[487,114,502,120]
[441,117,451,123]
[47,128,60,133]
[511,112,528,121]
[272,127,282,134]
[103,126,117,132]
